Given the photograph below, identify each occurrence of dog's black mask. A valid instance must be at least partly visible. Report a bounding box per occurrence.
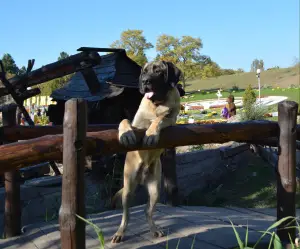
[139,61,182,102]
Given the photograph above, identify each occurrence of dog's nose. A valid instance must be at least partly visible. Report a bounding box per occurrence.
[142,77,150,85]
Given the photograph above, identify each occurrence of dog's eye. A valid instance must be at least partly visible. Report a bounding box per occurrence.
[155,69,161,74]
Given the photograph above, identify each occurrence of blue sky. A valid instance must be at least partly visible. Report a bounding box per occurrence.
[1,0,299,71]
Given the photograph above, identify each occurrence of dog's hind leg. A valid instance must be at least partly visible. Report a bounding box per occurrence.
[145,160,165,238]
[111,162,138,243]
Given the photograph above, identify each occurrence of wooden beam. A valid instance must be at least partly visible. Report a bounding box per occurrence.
[0,124,118,142]
[277,101,298,243]
[0,123,299,143]
[1,104,21,238]
[77,47,125,53]
[0,121,280,173]
[59,99,87,249]
[0,51,101,97]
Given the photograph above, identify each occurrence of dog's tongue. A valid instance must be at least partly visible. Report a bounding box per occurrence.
[145,92,154,99]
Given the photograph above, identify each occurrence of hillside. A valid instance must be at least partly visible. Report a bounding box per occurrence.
[186,66,300,91]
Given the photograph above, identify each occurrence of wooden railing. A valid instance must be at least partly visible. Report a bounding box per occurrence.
[0,99,299,248]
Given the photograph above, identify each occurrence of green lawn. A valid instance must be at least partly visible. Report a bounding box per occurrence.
[182,87,300,104]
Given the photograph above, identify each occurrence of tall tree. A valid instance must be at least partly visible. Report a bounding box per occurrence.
[58,51,70,61]
[251,58,264,72]
[17,66,27,75]
[110,29,153,66]
[1,53,19,74]
[156,34,204,88]
[201,62,222,79]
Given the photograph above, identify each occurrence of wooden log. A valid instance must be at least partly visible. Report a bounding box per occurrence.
[0,124,118,142]
[161,148,179,206]
[1,104,21,238]
[1,123,299,144]
[59,98,87,249]
[0,121,281,173]
[0,51,101,97]
[277,100,298,243]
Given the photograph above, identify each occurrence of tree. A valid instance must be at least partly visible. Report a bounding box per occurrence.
[201,62,222,79]
[221,69,236,76]
[110,29,153,66]
[251,59,264,72]
[17,66,27,75]
[156,34,203,88]
[58,51,69,61]
[1,53,19,74]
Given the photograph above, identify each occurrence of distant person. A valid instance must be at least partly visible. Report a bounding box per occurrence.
[221,106,230,119]
[226,95,236,117]
[37,108,42,117]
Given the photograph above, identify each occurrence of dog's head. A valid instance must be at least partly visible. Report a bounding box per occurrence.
[139,61,182,102]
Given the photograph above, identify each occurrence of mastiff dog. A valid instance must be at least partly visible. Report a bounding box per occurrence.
[111,60,182,243]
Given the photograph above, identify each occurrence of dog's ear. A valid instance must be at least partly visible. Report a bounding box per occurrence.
[163,61,182,87]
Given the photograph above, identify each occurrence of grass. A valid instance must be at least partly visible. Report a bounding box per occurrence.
[181,88,300,104]
[186,153,300,208]
[185,66,299,91]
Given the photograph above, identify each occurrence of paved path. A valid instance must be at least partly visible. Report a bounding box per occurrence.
[0,204,296,249]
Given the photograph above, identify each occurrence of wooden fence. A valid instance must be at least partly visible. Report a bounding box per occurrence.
[0,98,299,248]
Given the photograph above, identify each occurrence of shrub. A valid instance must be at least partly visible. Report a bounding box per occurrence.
[239,104,269,121]
[243,84,257,108]
[231,83,239,92]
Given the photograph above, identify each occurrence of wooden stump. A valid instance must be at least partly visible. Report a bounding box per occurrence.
[59,99,87,249]
[2,104,21,238]
[277,100,298,243]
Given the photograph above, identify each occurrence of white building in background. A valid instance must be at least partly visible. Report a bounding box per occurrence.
[23,96,56,108]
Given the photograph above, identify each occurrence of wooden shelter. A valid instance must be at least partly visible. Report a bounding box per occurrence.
[47,50,143,125]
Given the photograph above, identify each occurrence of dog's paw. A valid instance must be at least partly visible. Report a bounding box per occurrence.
[143,129,160,146]
[152,228,165,238]
[119,129,137,147]
[111,232,124,243]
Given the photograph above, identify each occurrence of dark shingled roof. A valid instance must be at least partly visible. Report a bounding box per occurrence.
[51,51,141,102]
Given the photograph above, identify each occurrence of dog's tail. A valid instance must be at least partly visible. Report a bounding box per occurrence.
[111,188,123,209]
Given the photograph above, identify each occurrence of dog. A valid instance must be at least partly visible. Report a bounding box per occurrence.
[111,61,182,243]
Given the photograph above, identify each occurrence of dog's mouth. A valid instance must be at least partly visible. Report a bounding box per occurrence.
[143,87,155,99]
[145,91,154,99]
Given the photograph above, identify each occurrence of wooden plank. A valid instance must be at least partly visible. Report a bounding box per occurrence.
[1,123,299,143]
[77,47,125,53]
[1,104,22,238]
[0,121,282,172]
[277,100,298,243]
[59,98,87,249]
[80,67,102,94]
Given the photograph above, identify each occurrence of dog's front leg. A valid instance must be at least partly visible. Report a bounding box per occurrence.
[143,116,175,146]
[118,119,136,146]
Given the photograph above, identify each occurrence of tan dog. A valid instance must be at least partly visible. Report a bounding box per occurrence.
[111,61,182,243]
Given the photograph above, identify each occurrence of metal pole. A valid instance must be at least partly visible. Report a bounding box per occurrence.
[258,75,261,104]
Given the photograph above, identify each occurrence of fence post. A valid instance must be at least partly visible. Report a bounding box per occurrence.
[1,104,21,238]
[277,100,298,243]
[59,98,87,249]
[161,148,179,206]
